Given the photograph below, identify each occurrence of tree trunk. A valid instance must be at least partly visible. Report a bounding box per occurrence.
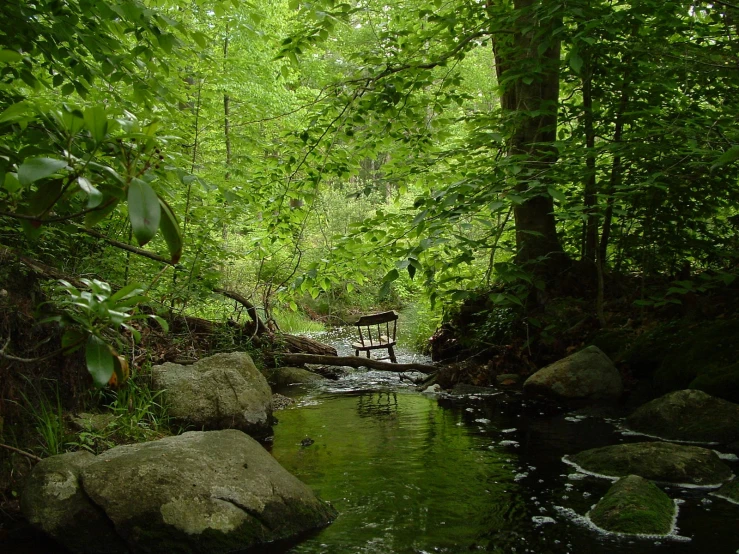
[493,0,567,276]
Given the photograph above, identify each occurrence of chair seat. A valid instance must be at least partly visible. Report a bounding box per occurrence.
[352,336,396,350]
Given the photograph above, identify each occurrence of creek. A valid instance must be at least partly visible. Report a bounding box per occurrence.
[260,327,739,554]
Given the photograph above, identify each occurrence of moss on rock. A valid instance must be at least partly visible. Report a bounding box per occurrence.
[589,475,675,535]
[713,479,739,505]
[567,441,733,486]
[626,389,739,444]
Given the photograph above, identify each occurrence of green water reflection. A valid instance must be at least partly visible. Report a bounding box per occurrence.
[271,391,528,553]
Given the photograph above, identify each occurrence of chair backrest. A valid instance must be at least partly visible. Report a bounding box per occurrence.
[354,310,398,346]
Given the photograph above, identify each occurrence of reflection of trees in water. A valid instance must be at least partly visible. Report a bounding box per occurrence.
[357,391,399,419]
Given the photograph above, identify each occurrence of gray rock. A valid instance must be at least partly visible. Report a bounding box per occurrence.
[263,366,325,387]
[523,346,623,403]
[22,430,336,553]
[152,352,272,438]
[626,389,739,444]
[589,475,675,535]
[21,451,127,553]
[567,441,733,487]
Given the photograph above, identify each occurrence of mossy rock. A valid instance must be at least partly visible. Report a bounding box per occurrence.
[567,441,733,487]
[616,318,739,400]
[712,479,739,505]
[626,389,739,444]
[263,367,325,387]
[589,475,675,535]
[652,319,739,394]
[689,363,739,405]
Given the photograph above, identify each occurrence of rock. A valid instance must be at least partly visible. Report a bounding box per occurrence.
[589,475,675,535]
[22,430,336,553]
[523,346,623,403]
[152,352,272,438]
[450,383,497,396]
[496,374,521,386]
[626,389,739,444]
[567,441,733,487]
[272,393,296,411]
[712,479,739,505]
[20,451,127,553]
[70,412,116,433]
[422,384,442,394]
[263,366,325,387]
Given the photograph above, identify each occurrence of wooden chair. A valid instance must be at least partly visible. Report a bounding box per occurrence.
[352,311,398,363]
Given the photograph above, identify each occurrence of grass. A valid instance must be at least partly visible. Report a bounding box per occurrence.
[273,308,325,334]
[398,301,441,354]
[17,378,68,457]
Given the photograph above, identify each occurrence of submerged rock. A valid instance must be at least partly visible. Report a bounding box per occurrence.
[589,475,675,535]
[626,389,739,444]
[22,430,336,553]
[567,441,733,487]
[712,479,739,505]
[523,346,623,404]
[263,366,325,387]
[152,352,272,438]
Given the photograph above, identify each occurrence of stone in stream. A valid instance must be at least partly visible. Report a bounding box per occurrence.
[523,345,623,404]
[625,389,739,444]
[588,475,675,536]
[262,366,326,387]
[566,441,733,487]
[152,352,273,438]
[711,479,739,505]
[22,430,336,553]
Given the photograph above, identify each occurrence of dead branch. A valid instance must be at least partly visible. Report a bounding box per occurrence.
[0,442,43,462]
[76,226,175,266]
[276,353,438,374]
[214,288,269,334]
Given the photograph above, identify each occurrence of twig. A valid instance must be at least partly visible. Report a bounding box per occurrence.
[0,442,43,462]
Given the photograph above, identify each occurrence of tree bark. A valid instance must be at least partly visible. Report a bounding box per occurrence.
[493,0,567,275]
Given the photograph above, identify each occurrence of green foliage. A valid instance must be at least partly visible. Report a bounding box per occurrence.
[43,279,167,386]
[17,378,68,457]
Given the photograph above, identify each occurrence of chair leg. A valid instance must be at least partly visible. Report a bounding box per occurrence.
[366,351,371,359]
[355,349,359,357]
[388,346,397,364]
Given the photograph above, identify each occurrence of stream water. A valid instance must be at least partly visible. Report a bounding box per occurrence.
[260,328,739,554]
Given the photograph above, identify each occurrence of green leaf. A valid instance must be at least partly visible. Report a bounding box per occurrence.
[18,158,67,187]
[382,268,399,283]
[712,145,739,170]
[78,177,103,208]
[569,52,583,74]
[85,197,119,227]
[158,196,182,263]
[109,282,144,303]
[62,329,85,353]
[0,101,32,124]
[0,50,22,63]
[3,172,20,193]
[128,178,160,246]
[83,105,108,142]
[28,180,63,216]
[86,335,115,388]
[547,187,566,202]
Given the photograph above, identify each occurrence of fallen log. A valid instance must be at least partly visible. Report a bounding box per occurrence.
[276,353,437,374]
[280,334,337,356]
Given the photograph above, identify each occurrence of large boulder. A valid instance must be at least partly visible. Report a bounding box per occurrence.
[22,430,336,553]
[589,475,675,536]
[626,389,739,444]
[152,352,272,438]
[566,441,733,487]
[523,346,623,403]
